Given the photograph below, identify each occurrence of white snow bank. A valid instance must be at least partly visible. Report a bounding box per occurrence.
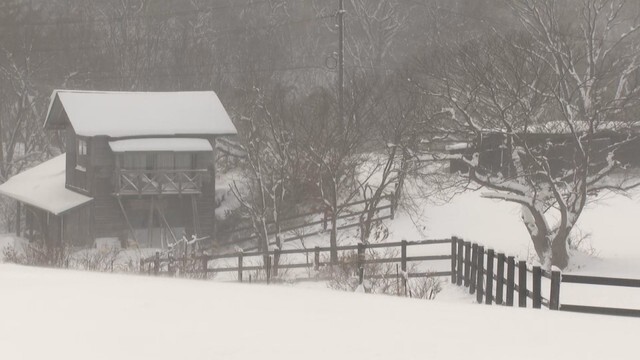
[0,264,636,360]
[0,154,92,215]
[46,90,237,137]
[109,138,213,152]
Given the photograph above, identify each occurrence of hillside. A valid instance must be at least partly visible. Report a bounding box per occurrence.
[0,264,637,360]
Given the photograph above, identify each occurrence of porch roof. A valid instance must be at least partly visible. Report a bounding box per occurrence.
[109,138,213,152]
[0,154,93,216]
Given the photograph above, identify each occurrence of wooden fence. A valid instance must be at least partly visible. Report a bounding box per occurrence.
[453,239,640,317]
[140,236,640,317]
[141,237,456,285]
[218,193,396,251]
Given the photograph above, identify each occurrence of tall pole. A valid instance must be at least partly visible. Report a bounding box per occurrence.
[338,0,345,129]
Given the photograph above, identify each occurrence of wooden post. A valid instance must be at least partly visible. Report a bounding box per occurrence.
[518,261,527,308]
[450,238,457,283]
[314,246,320,271]
[238,253,243,282]
[476,246,484,303]
[273,248,281,278]
[139,258,144,274]
[532,266,542,309]
[265,255,271,285]
[456,238,463,286]
[201,256,208,279]
[390,192,396,220]
[506,256,515,306]
[469,243,477,294]
[154,251,160,275]
[357,243,365,277]
[464,241,471,287]
[401,240,408,291]
[550,270,561,310]
[485,249,494,305]
[496,253,505,305]
[15,201,21,236]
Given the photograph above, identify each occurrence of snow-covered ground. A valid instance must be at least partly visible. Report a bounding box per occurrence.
[0,264,637,360]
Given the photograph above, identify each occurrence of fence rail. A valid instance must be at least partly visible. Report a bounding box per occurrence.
[218,193,396,250]
[140,236,640,318]
[141,238,455,286]
[452,238,640,317]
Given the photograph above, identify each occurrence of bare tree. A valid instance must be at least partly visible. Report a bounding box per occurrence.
[417,0,640,268]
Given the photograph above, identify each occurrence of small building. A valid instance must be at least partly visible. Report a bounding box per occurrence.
[0,90,237,252]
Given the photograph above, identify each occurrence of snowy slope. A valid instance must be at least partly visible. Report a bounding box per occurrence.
[0,264,637,360]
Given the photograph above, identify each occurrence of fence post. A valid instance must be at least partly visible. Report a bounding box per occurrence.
[476,246,484,303]
[201,256,208,279]
[357,243,365,279]
[154,251,160,275]
[265,255,271,285]
[496,253,505,305]
[518,261,527,308]
[450,238,457,284]
[464,241,471,287]
[485,249,494,305]
[401,240,408,291]
[139,258,144,274]
[550,270,561,310]
[238,253,243,283]
[532,266,542,309]
[456,238,463,286]
[469,243,477,294]
[314,246,320,271]
[273,248,281,278]
[506,256,515,306]
[390,192,396,220]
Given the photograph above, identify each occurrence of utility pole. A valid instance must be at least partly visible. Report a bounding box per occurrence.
[337,0,345,129]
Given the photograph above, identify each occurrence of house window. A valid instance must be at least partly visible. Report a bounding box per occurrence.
[77,138,88,169]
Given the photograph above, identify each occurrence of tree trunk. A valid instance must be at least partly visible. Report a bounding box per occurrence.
[329,208,338,264]
[551,228,569,269]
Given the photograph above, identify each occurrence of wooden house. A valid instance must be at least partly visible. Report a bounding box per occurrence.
[448,122,640,177]
[0,90,237,252]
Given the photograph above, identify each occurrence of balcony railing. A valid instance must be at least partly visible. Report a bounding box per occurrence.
[116,169,207,196]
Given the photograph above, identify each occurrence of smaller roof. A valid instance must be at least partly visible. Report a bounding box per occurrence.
[109,138,213,152]
[0,155,92,215]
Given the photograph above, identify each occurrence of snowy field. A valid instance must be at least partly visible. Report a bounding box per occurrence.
[0,264,638,360]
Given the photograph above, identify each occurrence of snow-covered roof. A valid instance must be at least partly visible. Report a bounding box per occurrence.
[44,90,238,137]
[109,138,213,152]
[0,155,92,215]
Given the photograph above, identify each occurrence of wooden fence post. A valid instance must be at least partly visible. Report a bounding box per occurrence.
[450,238,457,284]
[550,270,561,310]
[201,256,208,279]
[506,256,515,306]
[401,240,408,291]
[390,192,396,220]
[485,249,494,305]
[532,266,542,309]
[464,241,471,287]
[469,243,478,294]
[139,258,144,274]
[238,253,243,283]
[518,261,527,308]
[314,246,320,271]
[154,251,160,275]
[266,255,271,285]
[357,243,365,280]
[496,253,505,305]
[273,248,281,277]
[456,238,463,286]
[476,246,484,303]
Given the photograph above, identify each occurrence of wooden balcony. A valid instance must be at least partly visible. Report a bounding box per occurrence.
[115,169,207,196]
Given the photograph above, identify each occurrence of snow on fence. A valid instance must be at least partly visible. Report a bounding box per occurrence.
[454,239,640,318]
[140,238,455,286]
